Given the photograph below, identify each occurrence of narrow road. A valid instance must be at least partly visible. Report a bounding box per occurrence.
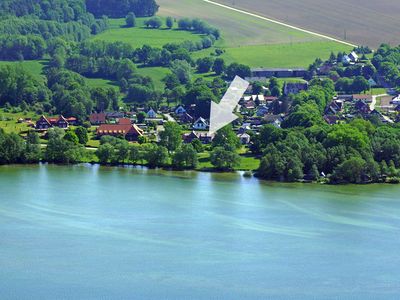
[370,94,388,111]
[164,113,176,122]
[203,0,357,47]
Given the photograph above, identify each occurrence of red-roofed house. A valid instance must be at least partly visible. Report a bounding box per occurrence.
[182,131,199,143]
[117,118,132,125]
[35,115,71,131]
[89,113,106,125]
[35,115,52,130]
[54,115,69,128]
[66,117,77,125]
[353,94,373,103]
[97,123,144,141]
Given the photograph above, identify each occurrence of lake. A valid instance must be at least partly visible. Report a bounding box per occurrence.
[1,164,399,299]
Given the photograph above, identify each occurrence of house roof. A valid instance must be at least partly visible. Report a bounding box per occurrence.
[46,115,68,124]
[198,132,214,139]
[90,113,106,123]
[37,115,73,126]
[105,111,125,118]
[97,124,143,136]
[392,95,400,101]
[118,118,132,125]
[180,112,193,120]
[244,100,255,109]
[194,117,208,125]
[58,115,68,123]
[183,131,199,140]
[264,96,278,102]
[37,115,51,126]
[343,55,351,61]
[263,114,283,123]
[353,94,372,100]
[349,51,358,60]
[175,105,186,112]
[251,68,306,72]
[324,115,339,125]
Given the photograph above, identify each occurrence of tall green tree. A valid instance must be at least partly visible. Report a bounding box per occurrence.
[210,147,240,171]
[172,144,198,169]
[159,122,182,152]
[125,12,136,27]
[166,17,174,29]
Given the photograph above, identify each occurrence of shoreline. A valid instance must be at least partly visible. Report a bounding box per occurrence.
[1,162,399,186]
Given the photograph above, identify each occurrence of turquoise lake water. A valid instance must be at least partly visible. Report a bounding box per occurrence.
[0,164,400,299]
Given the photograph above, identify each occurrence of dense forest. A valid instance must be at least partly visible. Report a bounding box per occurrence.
[86,0,159,18]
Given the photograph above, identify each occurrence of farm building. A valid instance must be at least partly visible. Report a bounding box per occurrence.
[250,68,307,79]
[96,123,144,141]
[353,94,373,103]
[35,115,72,131]
[89,113,106,125]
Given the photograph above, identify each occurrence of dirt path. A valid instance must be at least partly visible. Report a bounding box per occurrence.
[203,0,358,48]
[370,94,388,111]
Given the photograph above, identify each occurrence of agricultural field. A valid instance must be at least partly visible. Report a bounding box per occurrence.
[195,41,351,68]
[214,0,400,48]
[92,18,204,48]
[157,0,352,68]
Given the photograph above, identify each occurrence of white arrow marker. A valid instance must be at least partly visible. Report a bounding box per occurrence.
[209,76,249,134]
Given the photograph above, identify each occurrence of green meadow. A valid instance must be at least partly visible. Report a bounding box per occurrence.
[136,66,171,90]
[92,18,204,48]
[0,109,38,134]
[0,60,47,81]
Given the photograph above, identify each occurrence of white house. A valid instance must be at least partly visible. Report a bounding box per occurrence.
[264,115,283,128]
[342,55,351,65]
[391,95,400,105]
[193,117,209,130]
[348,51,359,62]
[147,108,157,119]
[250,94,266,105]
[174,105,186,116]
[243,96,251,102]
[237,133,251,144]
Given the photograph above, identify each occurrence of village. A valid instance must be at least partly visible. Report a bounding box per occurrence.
[4,50,399,153]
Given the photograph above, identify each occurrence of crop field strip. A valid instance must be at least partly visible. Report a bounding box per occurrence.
[158,0,324,47]
[158,0,352,68]
[214,0,400,48]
